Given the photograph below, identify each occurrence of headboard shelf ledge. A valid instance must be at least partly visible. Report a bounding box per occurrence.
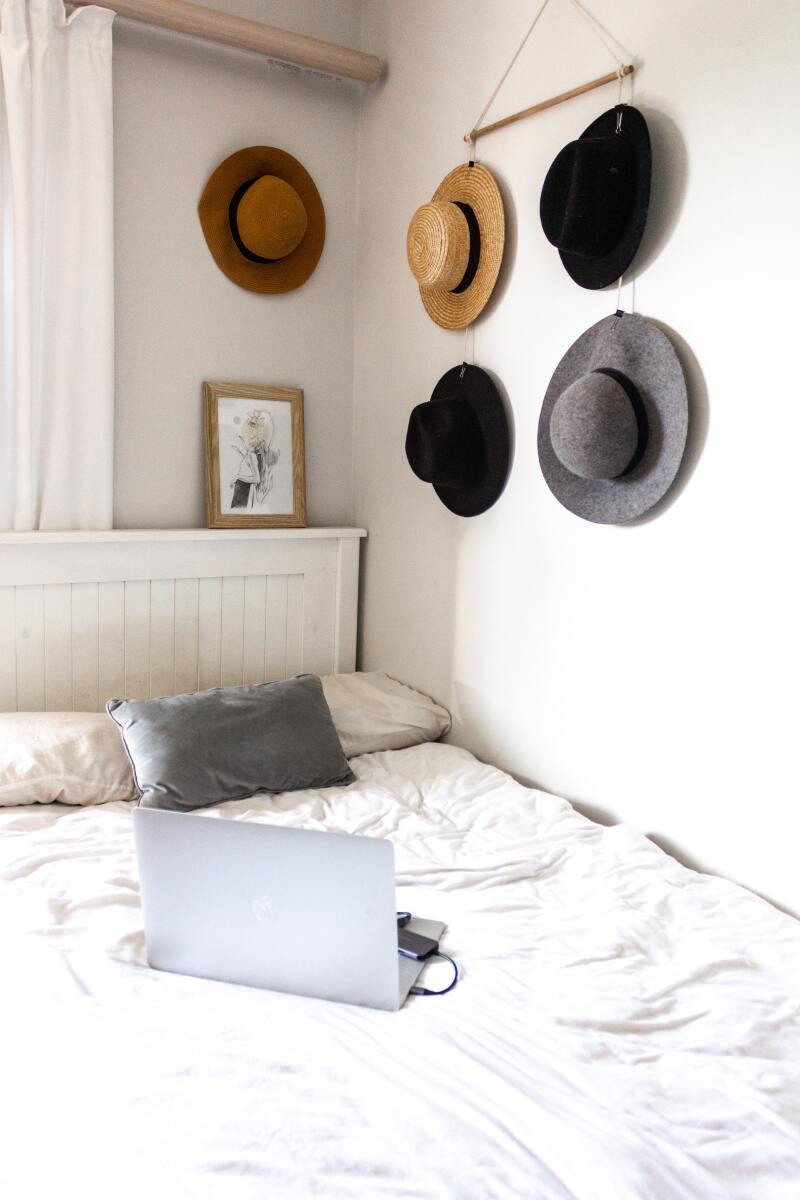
[0,527,366,545]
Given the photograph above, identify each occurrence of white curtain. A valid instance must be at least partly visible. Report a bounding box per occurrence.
[0,0,114,530]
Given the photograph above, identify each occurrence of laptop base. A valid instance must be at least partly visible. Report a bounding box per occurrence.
[398,917,446,1005]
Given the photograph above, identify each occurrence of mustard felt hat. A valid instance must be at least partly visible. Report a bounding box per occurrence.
[406,162,505,330]
[198,147,325,294]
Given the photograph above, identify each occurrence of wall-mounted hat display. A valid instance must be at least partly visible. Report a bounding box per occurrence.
[198,147,325,294]
[540,105,651,290]
[538,313,688,523]
[406,164,505,330]
[406,364,510,516]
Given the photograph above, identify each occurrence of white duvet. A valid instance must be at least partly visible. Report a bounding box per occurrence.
[1,743,799,1200]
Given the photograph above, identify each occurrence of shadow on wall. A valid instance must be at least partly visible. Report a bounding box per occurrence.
[630,108,689,279]
[485,363,516,498]
[448,694,797,920]
[355,464,463,703]
[645,830,797,920]
[619,111,708,520]
[476,159,518,321]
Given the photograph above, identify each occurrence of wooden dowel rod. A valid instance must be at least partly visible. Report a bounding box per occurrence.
[465,64,634,143]
[69,0,381,84]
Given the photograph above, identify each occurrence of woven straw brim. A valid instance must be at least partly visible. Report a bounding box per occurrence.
[198,147,325,295]
[419,163,505,331]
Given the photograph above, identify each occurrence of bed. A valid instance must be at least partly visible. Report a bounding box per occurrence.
[1,531,799,1199]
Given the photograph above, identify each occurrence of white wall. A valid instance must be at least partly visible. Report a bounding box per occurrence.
[113,0,362,528]
[353,0,800,914]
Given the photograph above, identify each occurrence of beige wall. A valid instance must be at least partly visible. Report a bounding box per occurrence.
[113,0,362,528]
[109,0,800,914]
[353,1,800,913]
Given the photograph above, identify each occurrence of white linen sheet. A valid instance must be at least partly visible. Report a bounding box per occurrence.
[1,743,798,1200]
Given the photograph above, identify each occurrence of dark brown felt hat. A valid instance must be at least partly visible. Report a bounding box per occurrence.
[198,147,325,294]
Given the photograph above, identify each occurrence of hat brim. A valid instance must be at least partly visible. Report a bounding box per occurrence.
[538,314,687,523]
[429,365,511,517]
[198,147,325,294]
[558,106,651,291]
[419,164,505,331]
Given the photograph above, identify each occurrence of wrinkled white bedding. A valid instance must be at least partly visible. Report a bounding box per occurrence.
[1,743,799,1200]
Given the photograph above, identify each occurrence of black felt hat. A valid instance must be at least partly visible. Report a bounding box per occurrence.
[540,104,651,290]
[405,365,510,517]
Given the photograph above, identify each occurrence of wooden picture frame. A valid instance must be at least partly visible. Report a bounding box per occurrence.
[203,380,306,528]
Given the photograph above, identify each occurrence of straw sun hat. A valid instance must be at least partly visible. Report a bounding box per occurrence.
[198,147,325,294]
[406,163,505,330]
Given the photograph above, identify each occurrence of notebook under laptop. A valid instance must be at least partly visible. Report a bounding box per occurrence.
[133,806,443,1011]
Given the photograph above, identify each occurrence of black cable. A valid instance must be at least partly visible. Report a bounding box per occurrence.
[396,911,412,928]
[409,952,459,997]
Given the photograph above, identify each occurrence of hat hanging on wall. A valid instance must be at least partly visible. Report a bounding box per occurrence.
[198,147,325,294]
[406,364,510,517]
[540,105,651,290]
[538,313,688,524]
[406,164,505,330]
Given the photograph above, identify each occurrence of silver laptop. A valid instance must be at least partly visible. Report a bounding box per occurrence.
[133,806,443,1011]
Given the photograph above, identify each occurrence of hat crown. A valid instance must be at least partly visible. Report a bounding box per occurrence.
[550,369,644,480]
[407,201,471,290]
[406,394,482,488]
[236,175,308,261]
[540,134,637,258]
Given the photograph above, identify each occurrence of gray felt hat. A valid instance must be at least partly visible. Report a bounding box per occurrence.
[538,313,688,523]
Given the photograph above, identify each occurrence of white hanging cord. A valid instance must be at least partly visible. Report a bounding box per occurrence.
[565,0,632,114]
[467,0,552,158]
[614,274,635,317]
[565,0,632,67]
[465,0,634,157]
[460,324,474,373]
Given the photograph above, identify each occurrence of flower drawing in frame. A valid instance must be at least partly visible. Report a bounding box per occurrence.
[204,381,306,528]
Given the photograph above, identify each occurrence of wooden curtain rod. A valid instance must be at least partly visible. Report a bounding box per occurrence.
[69,0,381,84]
[465,64,634,143]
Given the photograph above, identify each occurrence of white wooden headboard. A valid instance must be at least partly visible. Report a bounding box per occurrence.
[0,528,365,712]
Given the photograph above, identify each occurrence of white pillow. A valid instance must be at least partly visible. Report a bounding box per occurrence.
[0,673,450,806]
[0,711,137,807]
[321,671,451,757]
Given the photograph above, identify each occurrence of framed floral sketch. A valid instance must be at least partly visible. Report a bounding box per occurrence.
[203,381,306,528]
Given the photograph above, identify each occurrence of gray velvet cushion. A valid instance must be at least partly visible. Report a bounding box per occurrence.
[107,674,354,812]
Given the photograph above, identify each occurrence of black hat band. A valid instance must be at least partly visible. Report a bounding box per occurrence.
[593,367,648,477]
[450,202,481,294]
[228,178,279,264]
